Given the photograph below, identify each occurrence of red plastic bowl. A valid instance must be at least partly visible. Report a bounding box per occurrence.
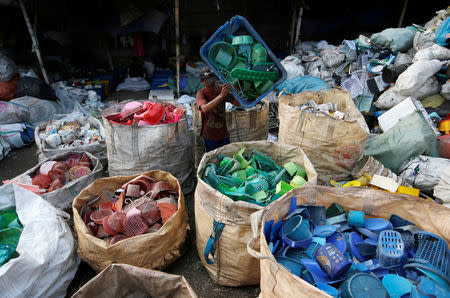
[103,212,127,235]
[90,209,113,224]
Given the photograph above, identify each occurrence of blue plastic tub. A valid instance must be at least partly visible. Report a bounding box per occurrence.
[200,15,287,108]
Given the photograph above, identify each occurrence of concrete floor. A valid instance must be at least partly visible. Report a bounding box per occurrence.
[0,91,261,297]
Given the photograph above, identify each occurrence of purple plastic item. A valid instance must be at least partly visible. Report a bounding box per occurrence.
[315,243,351,279]
[327,232,347,254]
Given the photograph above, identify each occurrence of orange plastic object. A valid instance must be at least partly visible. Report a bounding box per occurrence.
[114,191,124,212]
[157,199,178,225]
[438,119,450,135]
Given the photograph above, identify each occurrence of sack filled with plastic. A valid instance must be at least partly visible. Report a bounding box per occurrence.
[0,101,29,125]
[398,155,450,192]
[393,59,441,96]
[370,27,417,53]
[0,55,18,82]
[0,123,34,149]
[375,77,440,110]
[365,111,439,172]
[413,44,450,62]
[281,56,305,80]
[0,183,79,297]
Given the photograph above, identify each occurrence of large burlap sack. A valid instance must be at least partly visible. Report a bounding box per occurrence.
[103,101,195,194]
[35,113,107,164]
[73,170,189,272]
[195,140,317,286]
[0,184,79,298]
[247,186,450,298]
[192,100,269,168]
[278,88,369,183]
[72,263,197,298]
[5,151,102,209]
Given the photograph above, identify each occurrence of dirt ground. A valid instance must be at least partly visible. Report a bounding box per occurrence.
[0,89,260,297]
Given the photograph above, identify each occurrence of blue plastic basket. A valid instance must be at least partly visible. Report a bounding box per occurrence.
[404,231,449,283]
[376,230,405,269]
[199,15,287,108]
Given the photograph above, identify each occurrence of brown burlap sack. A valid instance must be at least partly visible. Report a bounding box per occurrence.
[278,88,369,183]
[195,140,317,286]
[103,101,195,194]
[192,100,269,168]
[72,264,197,298]
[247,186,450,297]
[73,170,189,272]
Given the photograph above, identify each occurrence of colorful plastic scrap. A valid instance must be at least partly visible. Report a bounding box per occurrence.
[80,175,178,243]
[202,148,308,206]
[267,203,450,297]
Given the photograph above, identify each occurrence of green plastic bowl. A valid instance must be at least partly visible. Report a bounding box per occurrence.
[208,42,237,69]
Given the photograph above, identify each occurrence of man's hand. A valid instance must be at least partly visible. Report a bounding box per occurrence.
[219,83,232,98]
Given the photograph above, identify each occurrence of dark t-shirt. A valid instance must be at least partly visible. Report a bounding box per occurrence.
[196,86,233,140]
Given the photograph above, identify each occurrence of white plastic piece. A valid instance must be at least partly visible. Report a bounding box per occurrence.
[370,174,399,192]
[378,97,417,132]
[44,133,61,149]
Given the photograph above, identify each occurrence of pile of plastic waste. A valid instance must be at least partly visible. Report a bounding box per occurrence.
[267,199,450,297]
[296,100,345,119]
[202,148,308,206]
[81,175,178,244]
[276,8,450,204]
[8,153,93,194]
[105,101,185,126]
[0,208,22,267]
[38,118,102,150]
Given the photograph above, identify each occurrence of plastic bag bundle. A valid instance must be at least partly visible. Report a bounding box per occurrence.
[398,155,450,192]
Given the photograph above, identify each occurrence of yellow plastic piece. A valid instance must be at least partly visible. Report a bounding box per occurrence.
[332,173,372,188]
[342,180,362,187]
[329,180,344,187]
[397,186,420,197]
[343,173,372,187]
[438,120,450,135]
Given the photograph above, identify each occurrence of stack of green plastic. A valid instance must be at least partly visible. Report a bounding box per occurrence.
[202,148,307,206]
[0,209,22,267]
[208,34,280,100]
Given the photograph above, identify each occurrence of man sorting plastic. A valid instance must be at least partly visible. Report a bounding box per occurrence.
[197,67,241,152]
